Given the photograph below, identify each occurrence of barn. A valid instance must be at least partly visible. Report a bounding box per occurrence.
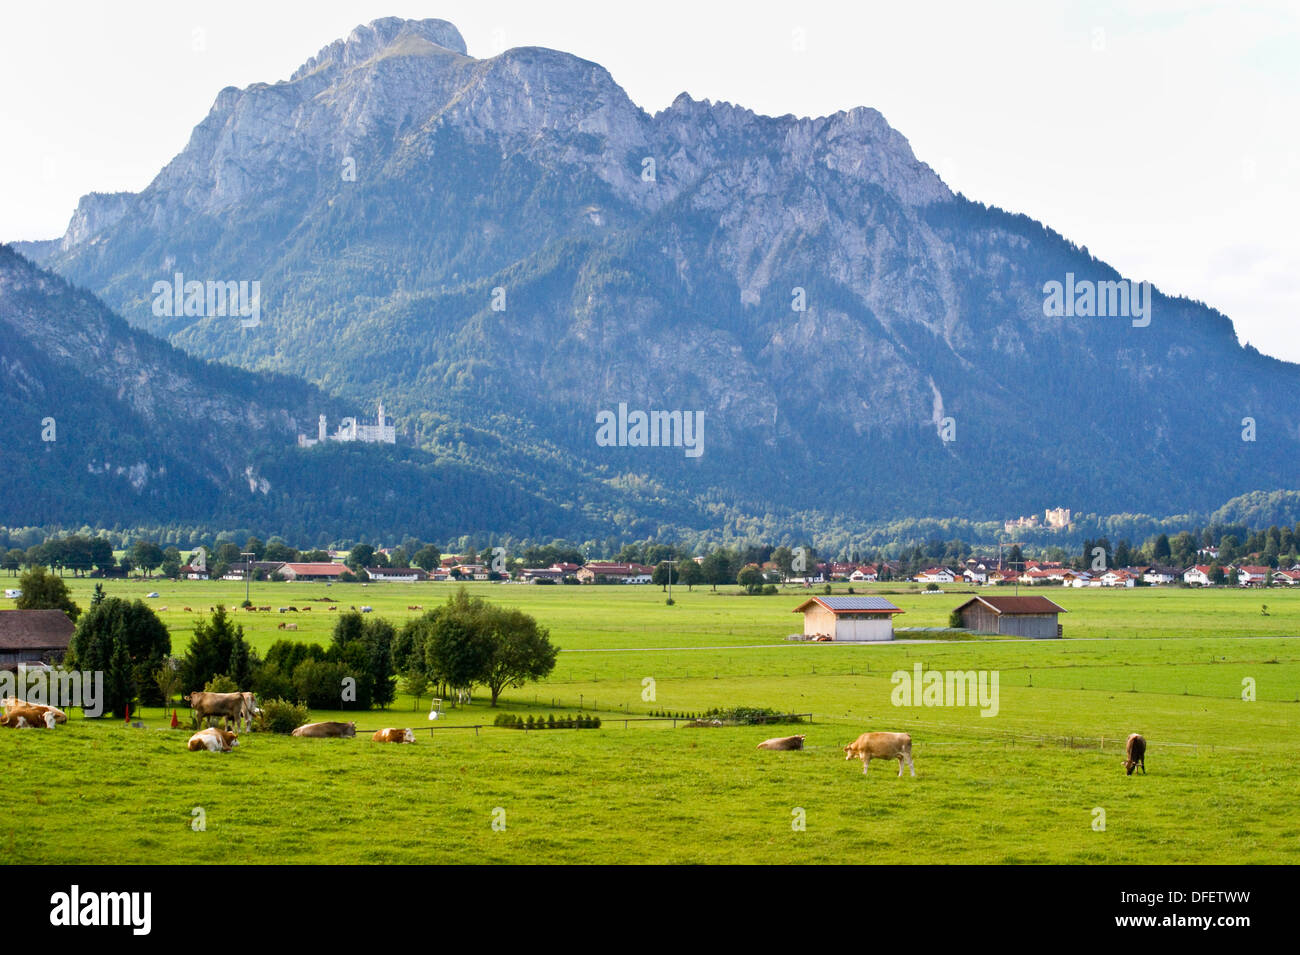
[953,595,1067,638]
[0,609,74,671]
[792,595,903,642]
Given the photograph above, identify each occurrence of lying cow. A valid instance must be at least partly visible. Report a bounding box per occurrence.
[372,728,416,743]
[1,704,57,729]
[185,691,251,732]
[291,721,357,738]
[756,734,806,751]
[1124,733,1147,775]
[844,731,916,776]
[188,727,239,752]
[2,697,67,724]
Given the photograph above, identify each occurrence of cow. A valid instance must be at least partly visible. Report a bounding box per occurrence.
[291,721,357,738]
[240,692,260,729]
[2,698,68,725]
[188,727,239,752]
[185,691,249,731]
[756,734,806,751]
[372,728,416,743]
[844,731,916,776]
[1,704,57,729]
[1124,733,1147,775]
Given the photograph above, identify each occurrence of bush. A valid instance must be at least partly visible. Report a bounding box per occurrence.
[493,712,601,729]
[257,698,310,734]
[204,674,240,693]
[947,609,964,629]
[925,582,940,591]
[698,706,802,726]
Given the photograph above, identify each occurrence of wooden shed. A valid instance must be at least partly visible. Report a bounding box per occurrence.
[0,609,74,671]
[792,596,904,642]
[953,595,1066,638]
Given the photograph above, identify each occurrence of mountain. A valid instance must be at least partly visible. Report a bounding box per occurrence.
[15,16,1300,540]
[0,245,605,542]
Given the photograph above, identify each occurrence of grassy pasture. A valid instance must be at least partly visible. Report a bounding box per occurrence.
[2,578,1299,864]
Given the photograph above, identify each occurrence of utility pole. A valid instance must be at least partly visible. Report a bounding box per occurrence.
[665,558,677,603]
[241,552,255,605]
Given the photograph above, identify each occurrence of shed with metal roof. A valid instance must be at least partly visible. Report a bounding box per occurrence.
[792,595,903,642]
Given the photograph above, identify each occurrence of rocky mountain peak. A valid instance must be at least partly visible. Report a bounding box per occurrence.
[291,17,468,82]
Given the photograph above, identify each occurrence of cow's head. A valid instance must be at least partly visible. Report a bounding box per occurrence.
[403,728,415,743]
[43,711,56,729]
[1123,758,1137,775]
[844,745,855,759]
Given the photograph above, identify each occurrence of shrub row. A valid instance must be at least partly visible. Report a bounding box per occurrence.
[493,713,601,729]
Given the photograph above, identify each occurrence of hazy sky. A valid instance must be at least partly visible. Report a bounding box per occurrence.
[3,1,1296,360]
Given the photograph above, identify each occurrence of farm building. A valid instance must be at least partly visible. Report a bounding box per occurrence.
[792,596,903,642]
[0,609,74,671]
[953,595,1067,638]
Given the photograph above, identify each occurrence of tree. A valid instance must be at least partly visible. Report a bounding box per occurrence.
[388,546,410,569]
[424,592,494,698]
[330,611,397,708]
[479,606,558,707]
[771,546,794,581]
[161,546,182,580]
[412,545,442,572]
[678,560,703,591]
[347,544,376,572]
[700,550,733,590]
[652,561,678,591]
[179,606,254,693]
[131,541,164,578]
[737,566,765,594]
[67,597,171,715]
[15,566,81,621]
[2,549,23,576]
[401,670,429,711]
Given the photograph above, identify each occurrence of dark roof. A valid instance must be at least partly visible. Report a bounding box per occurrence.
[793,596,904,614]
[955,596,1067,616]
[0,610,75,651]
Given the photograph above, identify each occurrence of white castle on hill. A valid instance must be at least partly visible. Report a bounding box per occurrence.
[298,401,396,447]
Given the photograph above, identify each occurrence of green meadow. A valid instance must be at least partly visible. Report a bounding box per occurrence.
[3,578,1299,864]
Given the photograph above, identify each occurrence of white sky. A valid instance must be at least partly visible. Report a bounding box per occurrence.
[2,1,1297,360]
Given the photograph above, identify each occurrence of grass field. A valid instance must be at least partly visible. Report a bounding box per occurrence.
[3,578,1299,864]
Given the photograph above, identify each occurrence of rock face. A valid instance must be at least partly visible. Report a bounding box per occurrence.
[23,16,1300,533]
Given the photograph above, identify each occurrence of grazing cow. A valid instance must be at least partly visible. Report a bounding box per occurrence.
[1,704,57,729]
[372,727,416,743]
[240,692,260,728]
[1124,733,1147,775]
[188,727,239,752]
[183,606,193,612]
[329,607,338,612]
[2,698,67,725]
[185,691,249,731]
[291,721,357,738]
[844,731,916,776]
[756,734,806,751]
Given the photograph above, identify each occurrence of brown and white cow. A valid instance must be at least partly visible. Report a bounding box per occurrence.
[185,691,250,731]
[187,727,239,752]
[1,704,57,729]
[844,731,916,776]
[291,721,357,738]
[372,728,416,743]
[1124,733,1147,775]
[2,697,67,724]
[756,734,806,751]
